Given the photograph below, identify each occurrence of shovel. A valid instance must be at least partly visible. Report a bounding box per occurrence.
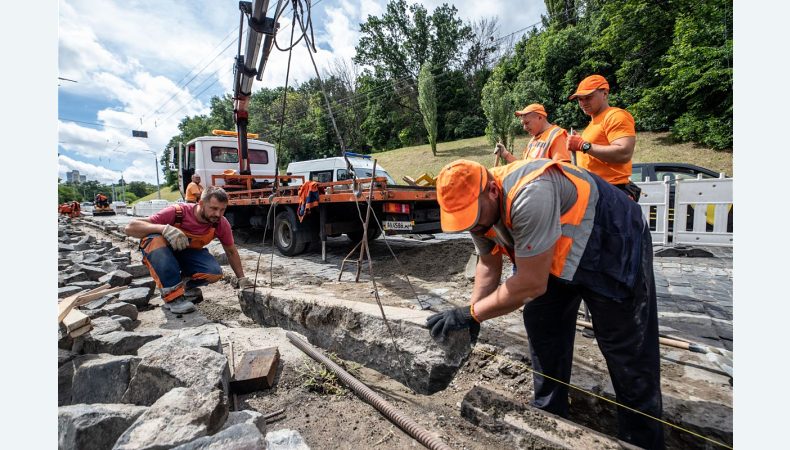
[576,320,733,377]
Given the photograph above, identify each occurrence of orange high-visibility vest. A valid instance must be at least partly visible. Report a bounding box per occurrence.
[489,159,598,280]
[523,125,566,160]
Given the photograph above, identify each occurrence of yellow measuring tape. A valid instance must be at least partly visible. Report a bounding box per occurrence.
[474,347,733,449]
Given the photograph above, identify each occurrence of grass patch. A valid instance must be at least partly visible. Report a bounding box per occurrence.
[296,353,362,396]
[372,131,733,183]
[132,185,182,204]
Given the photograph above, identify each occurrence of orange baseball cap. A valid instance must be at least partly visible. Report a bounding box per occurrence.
[514,103,547,117]
[436,160,488,233]
[569,74,610,100]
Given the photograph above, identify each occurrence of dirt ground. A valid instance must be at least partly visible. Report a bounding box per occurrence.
[75,220,732,449]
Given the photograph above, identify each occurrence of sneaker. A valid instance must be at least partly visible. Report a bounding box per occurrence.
[163,297,196,314]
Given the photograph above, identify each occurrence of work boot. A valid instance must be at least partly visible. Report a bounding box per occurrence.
[163,297,196,314]
[184,287,204,304]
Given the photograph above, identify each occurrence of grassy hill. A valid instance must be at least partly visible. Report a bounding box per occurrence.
[132,185,183,204]
[373,131,733,183]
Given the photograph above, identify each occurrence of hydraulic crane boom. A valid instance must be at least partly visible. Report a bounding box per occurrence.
[233,0,278,175]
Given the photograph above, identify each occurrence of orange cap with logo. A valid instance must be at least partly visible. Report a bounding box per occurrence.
[436,160,488,233]
[569,74,610,100]
[514,103,547,117]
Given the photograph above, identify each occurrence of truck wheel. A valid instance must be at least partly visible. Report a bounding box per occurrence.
[347,224,382,243]
[274,209,308,256]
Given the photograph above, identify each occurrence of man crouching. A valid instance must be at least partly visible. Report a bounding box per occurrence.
[124,186,251,314]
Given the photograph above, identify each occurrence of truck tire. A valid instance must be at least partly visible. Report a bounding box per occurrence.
[347,224,382,243]
[274,209,309,256]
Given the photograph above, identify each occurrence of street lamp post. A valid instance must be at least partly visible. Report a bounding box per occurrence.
[146,150,161,199]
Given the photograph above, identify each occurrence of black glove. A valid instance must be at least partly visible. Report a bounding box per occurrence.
[426,306,480,344]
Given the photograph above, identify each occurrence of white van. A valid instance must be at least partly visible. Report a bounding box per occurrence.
[285,155,396,186]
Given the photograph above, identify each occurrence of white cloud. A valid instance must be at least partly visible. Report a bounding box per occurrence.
[58,0,547,188]
[59,154,122,184]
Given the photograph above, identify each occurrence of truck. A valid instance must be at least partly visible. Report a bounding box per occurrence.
[176,132,441,258]
[172,0,442,259]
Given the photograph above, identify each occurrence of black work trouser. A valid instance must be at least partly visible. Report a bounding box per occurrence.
[522,230,664,449]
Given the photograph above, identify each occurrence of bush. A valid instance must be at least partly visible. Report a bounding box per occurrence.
[454,115,486,139]
[671,113,732,150]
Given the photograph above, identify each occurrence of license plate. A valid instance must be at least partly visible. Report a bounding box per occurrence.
[383,220,413,231]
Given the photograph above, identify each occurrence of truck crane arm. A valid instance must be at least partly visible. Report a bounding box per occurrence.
[233,0,279,175]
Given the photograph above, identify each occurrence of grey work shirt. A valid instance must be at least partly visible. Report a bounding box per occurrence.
[472,166,578,258]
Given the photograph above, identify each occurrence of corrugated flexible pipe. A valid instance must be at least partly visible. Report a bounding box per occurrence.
[286,332,453,450]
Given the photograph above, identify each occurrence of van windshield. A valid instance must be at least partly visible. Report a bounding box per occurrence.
[337,168,395,185]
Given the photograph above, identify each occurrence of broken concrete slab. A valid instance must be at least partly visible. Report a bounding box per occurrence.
[113,387,228,450]
[239,288,471,394]
[59,349,78,367]
[123,338,230,406]
[59,286,84,299]
[265,429,310,450]
[117,287,154,308]
[221,410,267,434]
[70,280,103,290]
[130,276,156,295]
[64,271,89,284]
[172,423,265,450]
[461,385,631,449]
[105,302,139,321]
[99,270,133,287]
[59,403,147,450]
[81,296,114,311]
[59,243,75,252]
[75,263,108,281]
[111,315,135,331]
[230,347,280,394]
[72,355,141,404]
[89,316,125,336]
[177,325,223,353]
[81,330,164,356]
[101,261,119,273]
[59,354,102,406]
[125,263,150,278]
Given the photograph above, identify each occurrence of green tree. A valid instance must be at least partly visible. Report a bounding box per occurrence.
[418,63,438,156]
[127,181,156,198]
[481,69,517,149]
[58,183,80,203]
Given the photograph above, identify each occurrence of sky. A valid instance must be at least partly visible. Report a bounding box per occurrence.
[57,0,548,186]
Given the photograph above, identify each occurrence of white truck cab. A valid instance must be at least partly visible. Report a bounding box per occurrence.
[285,154,396,186]
[178,133,277,197]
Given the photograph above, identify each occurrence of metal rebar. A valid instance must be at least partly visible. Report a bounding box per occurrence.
[286,332,452,450]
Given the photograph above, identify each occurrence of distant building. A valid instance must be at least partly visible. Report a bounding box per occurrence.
[66,170,81,183]
[80,175,86,183]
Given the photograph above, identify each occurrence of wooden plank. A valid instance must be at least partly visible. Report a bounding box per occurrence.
[57,285,127,323]
[230,347,280,394]
[63,309,90,334]
[68,323,93,338]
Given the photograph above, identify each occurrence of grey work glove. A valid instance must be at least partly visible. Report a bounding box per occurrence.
[494,142,506,155]
[237,276,255,289]
[426,306,480,344]
[162,224,189,251]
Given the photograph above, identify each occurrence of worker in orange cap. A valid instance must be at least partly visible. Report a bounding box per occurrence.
[567,75,641,201]
[427,158,663,449]
[495,103,571,163]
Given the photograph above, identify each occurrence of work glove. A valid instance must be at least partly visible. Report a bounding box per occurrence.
[162,225,189,251]
[426,306,480,344]
[494,142,506,155]
[237,276,255,289]
[566,134,586,153]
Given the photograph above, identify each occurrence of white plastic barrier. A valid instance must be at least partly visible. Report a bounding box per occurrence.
[673,175,733,247]
[132,200,172,217]
[635,179,671,246]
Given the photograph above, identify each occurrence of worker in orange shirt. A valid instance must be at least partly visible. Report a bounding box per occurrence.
[185,174,203,203]
[567,75,641,201]
[495,103,571,164]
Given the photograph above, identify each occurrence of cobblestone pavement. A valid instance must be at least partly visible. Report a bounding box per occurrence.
[653,246,733,350]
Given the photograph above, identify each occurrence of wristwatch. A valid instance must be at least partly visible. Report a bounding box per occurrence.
[581,142,592,153]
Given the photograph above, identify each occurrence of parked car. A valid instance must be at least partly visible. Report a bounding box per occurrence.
[631,162,732,234]
[110,201,128,215]
[80,201,94,215]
